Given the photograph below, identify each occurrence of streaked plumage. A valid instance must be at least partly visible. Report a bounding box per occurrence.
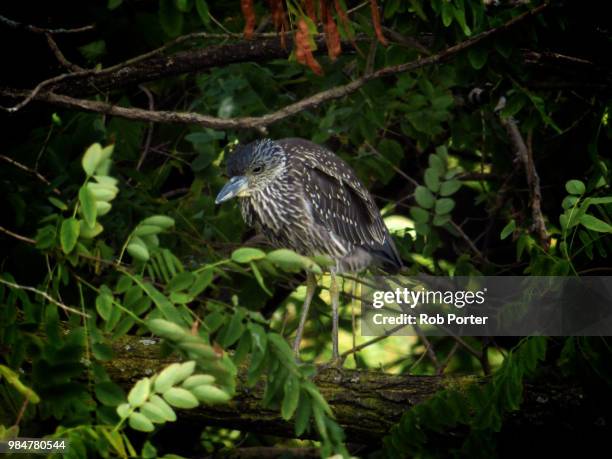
[216,138,402,362]
[220,138,402,274]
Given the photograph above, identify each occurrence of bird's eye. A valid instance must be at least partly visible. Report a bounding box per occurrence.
[252,165,264,174]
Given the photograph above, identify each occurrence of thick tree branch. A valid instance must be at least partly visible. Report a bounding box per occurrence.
[1,3,548,128]
[106,333,584,442]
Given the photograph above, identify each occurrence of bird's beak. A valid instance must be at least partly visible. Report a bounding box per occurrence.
[215,176,249,204]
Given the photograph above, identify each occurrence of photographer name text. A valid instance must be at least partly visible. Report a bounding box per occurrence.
[372,312,488,326]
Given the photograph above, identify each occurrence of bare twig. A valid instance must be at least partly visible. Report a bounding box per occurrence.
[14,399,29,427]
[450,219,486,261]
[0,225,35,244]
[365,141,420,187]
[136,85,155,171]
[500,116,549,247]
[413,324,440,369]
[0,278,89,317]
[436,341,460,375]
[0,154,60,194]
[45,33,85,72]
[382,26,431,55]
[0,14,94,34]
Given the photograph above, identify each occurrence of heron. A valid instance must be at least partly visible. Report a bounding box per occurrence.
[215,138,402,363]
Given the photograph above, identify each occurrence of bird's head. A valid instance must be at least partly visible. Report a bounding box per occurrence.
[215,139,287,204]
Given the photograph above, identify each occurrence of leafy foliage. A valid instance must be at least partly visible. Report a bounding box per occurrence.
[0,0,611,457]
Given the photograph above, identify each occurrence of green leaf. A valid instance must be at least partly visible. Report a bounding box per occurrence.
[524,91,562,134]
[588,197,612,205]
[159,0,183,37]
[281,377,300,420]
[175,0,191,12]
[195,0,210,24]
[149,394,176,421]
[35,225,56,249]
[128,237,150,262]
[168,272,196,292]
[96,290,114,321]
[565,180,586,196]
[79,186,97,228]
[95,381,126,406]
[134,225,162,237]
[231,247,266,263]
[220,309,245,347]
[108,0,123,10]
[162,387,199,409]
[147,318,189,341]
[128,378,151,407]
[434,198,455,215]
[580,214,612,233]
[192,385,231,404]
[501,94,527,118]
[182,374,215,389]
[268,333,297,366]
[153,363,181,394]
[79,221,104,239]
[96,201,112,216]
[129,412,155,432]
[48,196,68,211]
[81,143,103,177]
[140,402,169,424]
[500,219,516,240]
[60,218,80,254]
[453,2,471,35]
[432,214,451,227]
[468,46,488,69]
[250,261,272,296]
[87,183,118,201]
[424,169,440,192]
[441,1,454,27]
[295,392,312,436]
[141,215,175,229]
[248,323,267,353]
[0,365,40,404]
[79,40,107,62]
[116,403,130,419]
[266,249,320,273]
[189,269,213,296]
[414,186,435,209]
[428,154,445,175]
[410,206,430,224]
[155,362,193,393]
[439,179,461,196]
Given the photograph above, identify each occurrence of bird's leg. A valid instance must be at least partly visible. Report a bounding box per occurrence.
[293,272,316,356]
[330,270,340,363]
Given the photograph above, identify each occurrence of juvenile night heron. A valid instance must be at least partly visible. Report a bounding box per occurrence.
[216,138,402,361]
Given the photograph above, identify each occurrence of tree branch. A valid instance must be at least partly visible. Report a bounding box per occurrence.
[500,116,549,247]
[106,335,584,443]
[0,14,94,34]
[0,278,89,317]
[1,3,548,127]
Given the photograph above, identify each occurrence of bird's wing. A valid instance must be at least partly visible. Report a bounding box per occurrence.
[278,138,402,271]
[302,160,387,249]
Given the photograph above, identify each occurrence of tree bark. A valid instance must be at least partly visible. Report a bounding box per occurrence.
[53,37,304,95]
[106,336,587,443]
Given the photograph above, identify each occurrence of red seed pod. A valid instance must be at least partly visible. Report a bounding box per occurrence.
[241,0,256,39]
[370,0,388,46]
